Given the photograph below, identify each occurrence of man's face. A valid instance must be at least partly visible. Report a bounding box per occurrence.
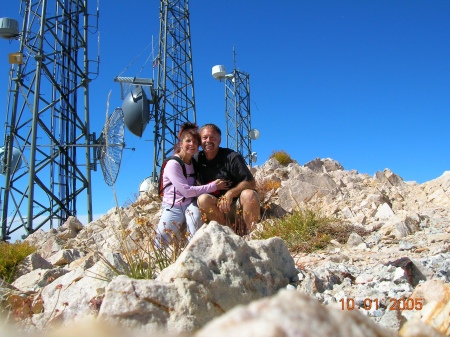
[200,127,221,158]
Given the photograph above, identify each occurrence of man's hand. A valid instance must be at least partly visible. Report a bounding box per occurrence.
[218,191,233,213]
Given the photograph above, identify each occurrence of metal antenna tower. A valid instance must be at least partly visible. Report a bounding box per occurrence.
[117,0,196,182]
[212,49,259,166]
[154,0,196,178]
[0,1,99,241]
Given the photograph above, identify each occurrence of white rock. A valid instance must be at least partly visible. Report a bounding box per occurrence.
[98,223,298,334]
[375,203,395,220]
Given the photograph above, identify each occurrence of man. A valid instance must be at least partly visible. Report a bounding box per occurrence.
[194,123,260,235]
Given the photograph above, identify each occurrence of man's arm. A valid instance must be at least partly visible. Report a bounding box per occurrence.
[228,151,255,188]
[226,151,255,194]
[218,177,255,213]
[224,178,255,199]
[217,149,256,213]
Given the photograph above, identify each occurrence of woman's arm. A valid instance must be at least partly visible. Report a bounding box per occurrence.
[164,160,218,197]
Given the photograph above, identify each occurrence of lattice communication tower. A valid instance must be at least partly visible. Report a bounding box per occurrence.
[0,0,99,241]
[225,70,253,164]
[117,0,196,182]
[212,53,258,166]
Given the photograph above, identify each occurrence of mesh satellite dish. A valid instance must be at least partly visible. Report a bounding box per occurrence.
[249,128,260,140]
[122,86,150,137]
[0,146,22,175]
[96,107,125,186]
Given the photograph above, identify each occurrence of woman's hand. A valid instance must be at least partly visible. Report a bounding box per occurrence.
[214,179,230,191]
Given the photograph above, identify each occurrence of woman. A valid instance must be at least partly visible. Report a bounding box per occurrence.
[156,122,229,245]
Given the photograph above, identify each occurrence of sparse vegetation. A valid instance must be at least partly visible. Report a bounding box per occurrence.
[270,150,294,166]
[92,190,189,281]
[253,208,368,254]
[0,241,36,283]
[0,240,38,327]
[255,177,283,220]
[97,215,188,280]
[256,178,281,201]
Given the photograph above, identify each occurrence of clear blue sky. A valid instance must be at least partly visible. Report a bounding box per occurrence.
[1,1,449,228]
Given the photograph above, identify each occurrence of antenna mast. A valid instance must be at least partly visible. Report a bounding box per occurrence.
[225,49,255,166]
[154,0,196,179]
[212,48,258,166]
[115,0,196,183]
[0,0,99,240]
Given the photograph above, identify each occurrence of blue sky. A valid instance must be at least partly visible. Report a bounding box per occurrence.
[1,0,449,230]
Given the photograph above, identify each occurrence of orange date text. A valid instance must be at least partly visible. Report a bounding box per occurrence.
[339,298,423,311]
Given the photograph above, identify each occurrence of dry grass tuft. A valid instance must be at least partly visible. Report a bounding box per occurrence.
[270,150,294,166]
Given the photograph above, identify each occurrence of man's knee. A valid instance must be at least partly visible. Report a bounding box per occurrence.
[239,189,259,207]
[197,193,208,207]
[197,194,218,213]
[197,193,212,207]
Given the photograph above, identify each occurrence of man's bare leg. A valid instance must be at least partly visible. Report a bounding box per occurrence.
[239,189,260,232]
[197,194,226,225]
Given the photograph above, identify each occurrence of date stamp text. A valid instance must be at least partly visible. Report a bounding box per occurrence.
[340,298,424,311]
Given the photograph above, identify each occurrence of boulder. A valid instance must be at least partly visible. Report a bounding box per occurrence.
[98,222,298,334]
[14,253,52,278]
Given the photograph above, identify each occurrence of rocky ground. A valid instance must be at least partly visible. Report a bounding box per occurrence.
[1,157,449,336]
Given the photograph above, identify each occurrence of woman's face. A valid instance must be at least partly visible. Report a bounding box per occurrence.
[180,134,198,156]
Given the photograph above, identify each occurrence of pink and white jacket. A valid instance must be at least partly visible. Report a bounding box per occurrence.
[161,157,217,207]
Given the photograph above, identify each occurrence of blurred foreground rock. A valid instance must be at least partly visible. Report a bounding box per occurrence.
[195,289,398,337]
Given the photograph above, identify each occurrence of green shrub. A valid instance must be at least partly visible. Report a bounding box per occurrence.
[253,209,367,254]
[0,241,36,283]
[270,150,294,166]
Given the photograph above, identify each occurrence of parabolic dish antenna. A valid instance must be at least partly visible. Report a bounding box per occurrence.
[249,128,260,140]
[139,176,155,195]
[122,86,150,137]
[0,18,19,39]
[212,65,226,80]
[0,146,22,175]
[96,107,125,186]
